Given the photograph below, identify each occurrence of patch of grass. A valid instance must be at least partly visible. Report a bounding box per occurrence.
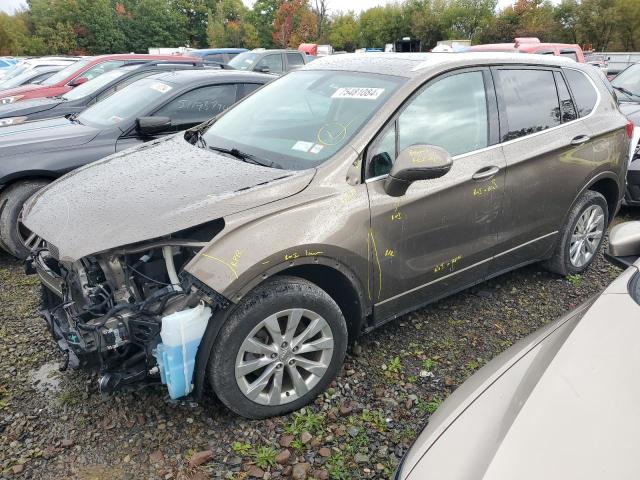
[289,438,304,451]
[284,408,325,436]
[361,409,386,431]
[421,358,437,371]
[383,356,403,378]
[56,389,77,407]
[418,396,443,415]
[231,441,253,456]
[566,273,582,286]
[252,446,277,470]
[326,452,351,480]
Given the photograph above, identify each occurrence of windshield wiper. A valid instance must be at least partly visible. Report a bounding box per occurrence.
[208,146,281,169]
[613,85,638,98]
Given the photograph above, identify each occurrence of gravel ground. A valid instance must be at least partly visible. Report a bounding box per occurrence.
[1,208,638,480]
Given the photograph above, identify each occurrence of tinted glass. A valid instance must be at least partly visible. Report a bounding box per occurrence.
[228,52,260,70]
[287,53,305,67]
[368,123,396,178]
[78,77,176,128]
[0,60,9,67]
[202,70,404,170]
[205,54,225,62]
[398,71,488,156]
[564,69,597,116]
[498,69,560,141]
[560,50,578,61]
[239,83,262,99]
[155,84,237,130]
[554,71,577,122]
[255,54,283,73]
[42,59,90,85]
[62,68,129,101]
[81,60,125,81]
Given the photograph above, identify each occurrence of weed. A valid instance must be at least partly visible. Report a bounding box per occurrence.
[252,446,277,470]
[421,358,437,371]
[326,452,351,480]
[289,439,304,451]
[361,409,386,431]
[384,356,403,378]
[231,441,253,456]
[284,408,325,436]
[566,274,582,286]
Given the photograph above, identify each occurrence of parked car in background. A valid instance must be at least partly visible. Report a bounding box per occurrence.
[395,220,640,480]
[0,65,63,91]
[24,53,629,419]
[467,37,585,62]
[0,59,228,127]
[0,54,198,105]
[603,52,640,77]
[610,62,640,204]
[228,49,308,74]
[585,52,609,75]
[0,69,271,258]
[0,56,78,83]
[0,58,19,72]
[186,48,248,64]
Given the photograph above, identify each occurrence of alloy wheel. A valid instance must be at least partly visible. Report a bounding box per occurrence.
[569,204,605,268]
[235,308,334,406]
[16,207,43,252]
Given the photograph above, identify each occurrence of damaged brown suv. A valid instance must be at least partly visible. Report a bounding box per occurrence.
[25,53,630,418]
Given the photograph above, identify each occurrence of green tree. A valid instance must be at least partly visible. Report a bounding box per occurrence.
[359,5,405,49]
[247,0,282,48]
[442,0,496,41]
[328,12,359,51]
[0,13,30,55]
[123,0,189,52]
[75,0,125,54]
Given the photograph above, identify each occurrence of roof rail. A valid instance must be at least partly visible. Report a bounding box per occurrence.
[123,59,234,70]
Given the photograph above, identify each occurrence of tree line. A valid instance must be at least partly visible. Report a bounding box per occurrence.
[0,0,639,57]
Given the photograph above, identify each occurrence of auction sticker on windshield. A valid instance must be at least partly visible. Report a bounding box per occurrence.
[332,87,385,100]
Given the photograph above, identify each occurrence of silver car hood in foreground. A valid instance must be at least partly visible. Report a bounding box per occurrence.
[23,135,314,261]
[401,263,640,480]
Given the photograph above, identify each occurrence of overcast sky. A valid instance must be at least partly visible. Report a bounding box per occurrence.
[1,0,520,15]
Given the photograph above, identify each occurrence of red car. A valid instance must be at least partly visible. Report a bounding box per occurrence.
[0,54,196,105]
[467,37,586,63]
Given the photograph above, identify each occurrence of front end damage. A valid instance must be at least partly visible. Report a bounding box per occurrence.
[28,238,227,397]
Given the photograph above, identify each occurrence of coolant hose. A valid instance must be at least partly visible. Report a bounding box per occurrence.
[162,246,183,292]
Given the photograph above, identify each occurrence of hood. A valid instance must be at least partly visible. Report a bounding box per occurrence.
[23,134,315,261]
[0,116,99,157]
[0,96,61,119]
[0,83,47,98]
[402,265,640,480]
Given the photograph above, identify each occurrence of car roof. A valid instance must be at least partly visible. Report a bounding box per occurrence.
[190,48,248,54]
[304,52,579,78]
[144,69,272,85]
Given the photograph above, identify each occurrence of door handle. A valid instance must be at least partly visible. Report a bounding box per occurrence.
[472,166,500,181]
[571,134,591,145]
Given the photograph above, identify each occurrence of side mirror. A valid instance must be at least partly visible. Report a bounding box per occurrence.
[136,116,171,135]
[69,77,89,87]
[383,144,452,197]
[607,221,640,267]
[256,66,270,73]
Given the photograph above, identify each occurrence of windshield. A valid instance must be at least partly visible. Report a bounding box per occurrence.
[0,63,29,83]
[0,70,40,89]
[41,59,90,86]
[62,68,128,101]
[78,76,175,128]
[612,64,640,98]
[228,52,261,70]
[201,70,404,169]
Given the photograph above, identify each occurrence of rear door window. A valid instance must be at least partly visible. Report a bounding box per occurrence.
[154,84,238,131]
[496,69,560,141]
[205,54,226,63]
[560,50,578,61]
[564,69,598,117]
[286,53,305,70]
[81,60,126,81]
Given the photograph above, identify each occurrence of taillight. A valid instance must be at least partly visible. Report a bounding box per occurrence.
[627,120,635,139]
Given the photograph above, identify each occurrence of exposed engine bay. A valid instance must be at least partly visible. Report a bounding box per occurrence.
[28,237,223,395]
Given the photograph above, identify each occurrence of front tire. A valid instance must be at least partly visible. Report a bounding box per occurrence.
[543,190,608,276]
[208,276,348,419]
[0,180,49,259]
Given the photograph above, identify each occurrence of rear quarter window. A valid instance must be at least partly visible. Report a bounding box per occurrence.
[564,69,598,117]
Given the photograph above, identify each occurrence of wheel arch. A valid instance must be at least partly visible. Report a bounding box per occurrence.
[0,172,57,217]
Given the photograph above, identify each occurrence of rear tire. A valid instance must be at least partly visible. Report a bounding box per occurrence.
[208,276,348,419]
[0,180,49,259]
[542,190,608,276]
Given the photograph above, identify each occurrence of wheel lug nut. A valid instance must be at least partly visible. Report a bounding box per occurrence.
[270,353,277,359]
[276,363,283,369]
[281,342,288,348]
[292,346,299,352]
[288,359,295,365]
